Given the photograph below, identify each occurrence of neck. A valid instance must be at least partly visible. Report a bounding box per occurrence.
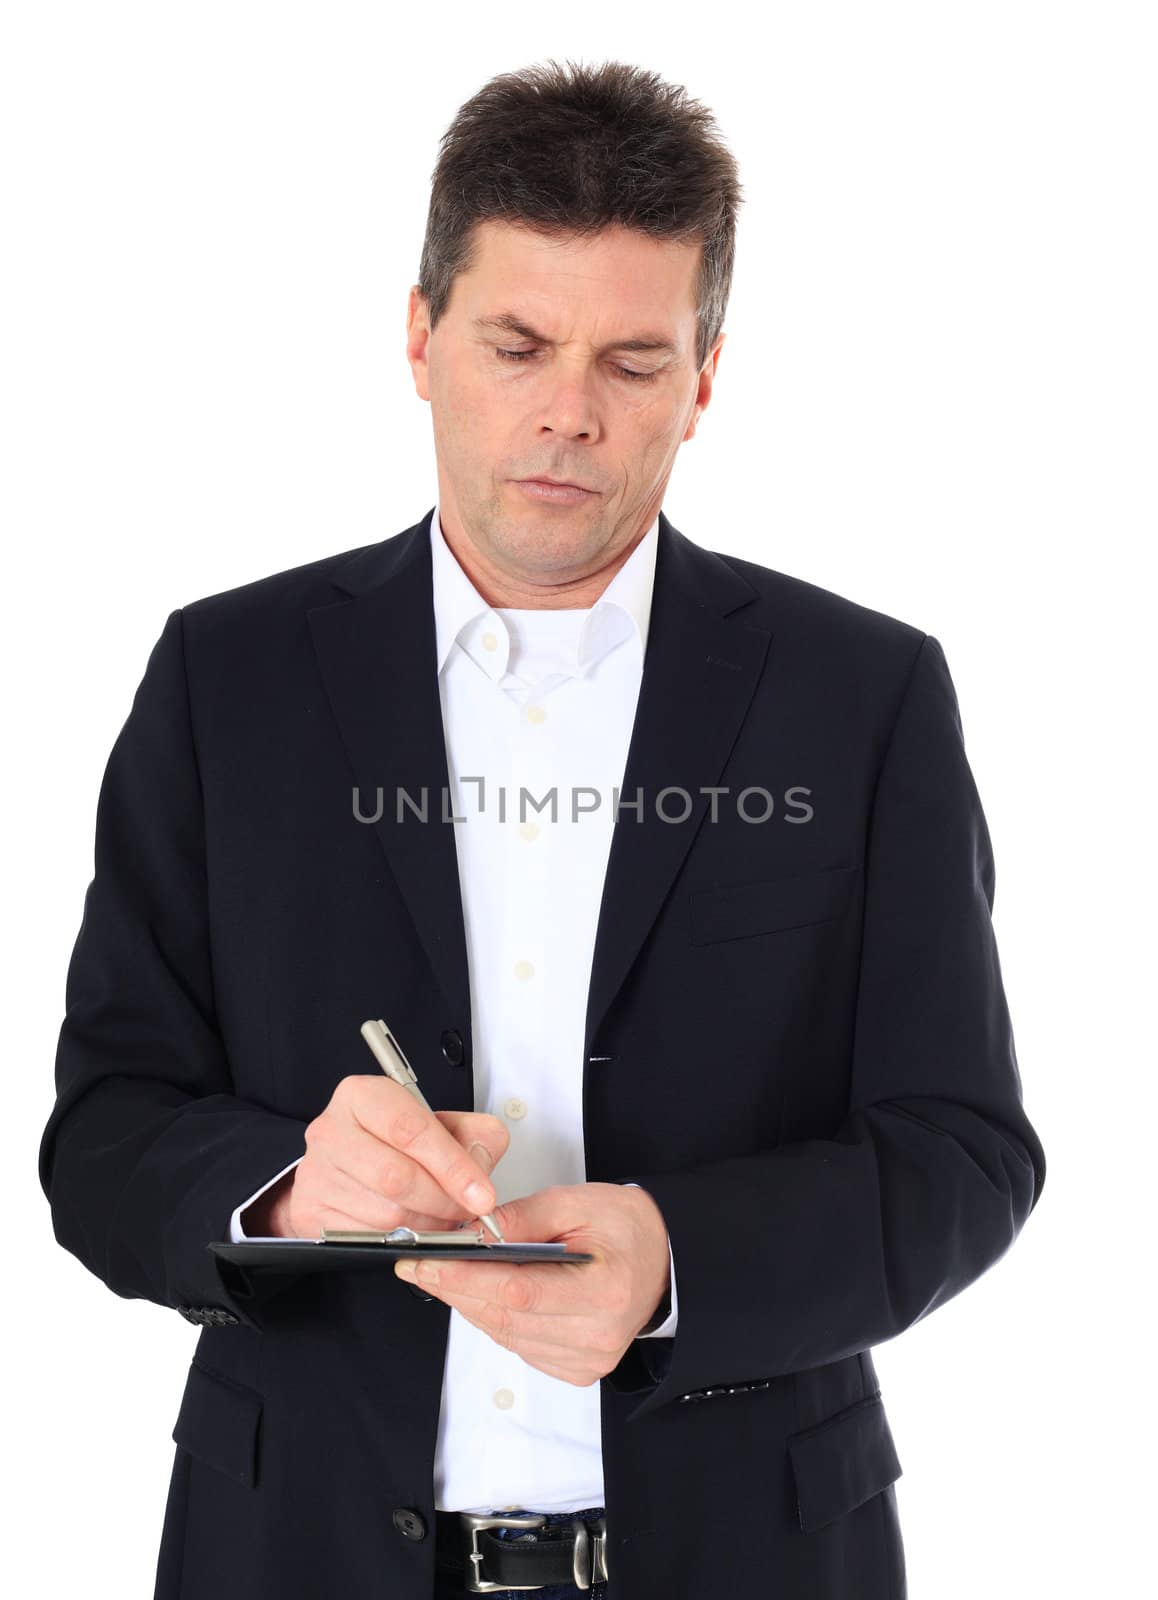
[437,513,648,610]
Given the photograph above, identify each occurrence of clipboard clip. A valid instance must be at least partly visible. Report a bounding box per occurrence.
[320,1226,489,1246]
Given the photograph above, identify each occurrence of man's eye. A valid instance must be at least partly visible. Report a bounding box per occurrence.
[495,349,658,383]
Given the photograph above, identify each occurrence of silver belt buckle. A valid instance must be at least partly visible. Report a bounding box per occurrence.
[460,1510,547,1592]
[572,1513,609,1588]
[458,1509,609,1592]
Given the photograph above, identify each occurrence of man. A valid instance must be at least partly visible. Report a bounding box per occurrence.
[40,59,1045,1600]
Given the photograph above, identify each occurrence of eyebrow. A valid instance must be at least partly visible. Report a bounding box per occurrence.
[471,312,679,358]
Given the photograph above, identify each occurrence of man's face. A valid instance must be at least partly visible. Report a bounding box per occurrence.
[407,220,723,596]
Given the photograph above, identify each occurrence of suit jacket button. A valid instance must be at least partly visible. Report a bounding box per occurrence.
[440,1029,465,1067]
[177,1306,204,1324]
[392,1508,427,1540]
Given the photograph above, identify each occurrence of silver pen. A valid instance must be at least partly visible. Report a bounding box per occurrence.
[359,1018,505,1243]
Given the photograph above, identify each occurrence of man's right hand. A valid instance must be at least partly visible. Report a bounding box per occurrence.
[241,1075,510,1239]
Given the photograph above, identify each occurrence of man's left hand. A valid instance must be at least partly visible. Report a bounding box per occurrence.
[393,1181,671,1387]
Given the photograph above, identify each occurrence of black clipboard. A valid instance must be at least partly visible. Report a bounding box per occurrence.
[209,1235,594,1278]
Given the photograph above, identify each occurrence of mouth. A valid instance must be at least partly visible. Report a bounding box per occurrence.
[512,478,598,505]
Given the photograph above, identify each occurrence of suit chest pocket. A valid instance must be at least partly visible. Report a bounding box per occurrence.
[689,864,859,946]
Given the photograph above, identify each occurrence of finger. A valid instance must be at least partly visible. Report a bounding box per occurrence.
[313,1201,382,1233]
[333,1095,496,1221]
[308,1163,472,1233]
[325,1136,474,1225]
[354,1082,498,1214]
[396,1260,592,1324]
[422,1284,609,1368]
[436,1110,510,1173]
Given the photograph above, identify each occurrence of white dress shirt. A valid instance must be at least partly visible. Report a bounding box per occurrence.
[229,500,678,1513]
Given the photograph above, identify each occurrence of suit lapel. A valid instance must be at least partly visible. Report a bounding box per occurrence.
[581,512,771,1054]
[305,507,771,1056]
[306,514,473,1029]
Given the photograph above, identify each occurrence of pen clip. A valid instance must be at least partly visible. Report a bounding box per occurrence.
[360,1018,420,1089]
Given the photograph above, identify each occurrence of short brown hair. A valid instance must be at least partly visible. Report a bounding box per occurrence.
[417,58,744,373]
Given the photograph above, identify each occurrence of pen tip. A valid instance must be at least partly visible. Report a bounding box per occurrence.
[481,1214,505,1243]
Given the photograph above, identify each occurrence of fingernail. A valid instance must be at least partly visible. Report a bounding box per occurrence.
[469,1142,494,1174]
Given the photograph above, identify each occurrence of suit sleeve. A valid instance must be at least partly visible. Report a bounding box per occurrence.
[604,634,1046,1420]
[38,609,312,1331]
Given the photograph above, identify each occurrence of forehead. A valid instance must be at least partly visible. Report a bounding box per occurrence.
[457,219,699,336]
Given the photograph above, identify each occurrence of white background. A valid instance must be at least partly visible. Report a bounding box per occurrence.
[4,3,1153,1594]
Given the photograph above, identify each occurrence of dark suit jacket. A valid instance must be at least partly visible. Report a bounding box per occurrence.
[39,506,1045,1599]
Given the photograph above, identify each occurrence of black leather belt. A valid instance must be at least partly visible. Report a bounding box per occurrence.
[435,1507,609,1592]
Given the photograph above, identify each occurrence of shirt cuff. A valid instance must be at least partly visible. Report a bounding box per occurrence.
[622,1182,678,1337]
[228,1155,305,1242]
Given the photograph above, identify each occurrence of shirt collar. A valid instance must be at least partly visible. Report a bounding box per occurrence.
[429,499,659,683]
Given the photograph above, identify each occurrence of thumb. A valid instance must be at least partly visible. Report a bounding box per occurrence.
[489,1185,572,1244]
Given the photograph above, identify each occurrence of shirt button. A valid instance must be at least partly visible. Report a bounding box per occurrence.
[513,959,535,980]
[482,631,498,651]
[504,1097,527,1120]
[519,821,539,842]
[526,704,547,724]
[493,1388,515,1410]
